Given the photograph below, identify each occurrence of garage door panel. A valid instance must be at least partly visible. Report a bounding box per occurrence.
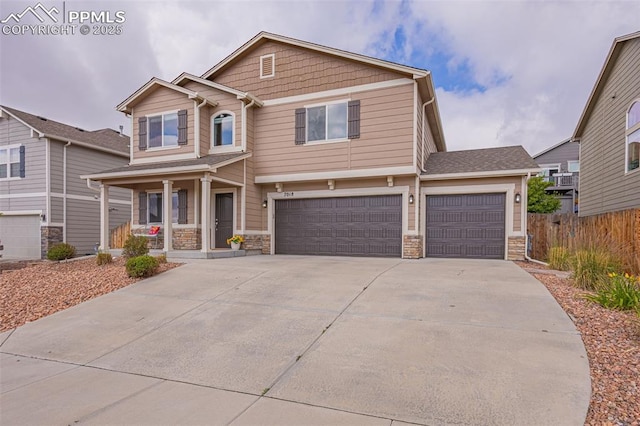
[426,193,505,260]
[276,195,402,257]
[0,215,41,259]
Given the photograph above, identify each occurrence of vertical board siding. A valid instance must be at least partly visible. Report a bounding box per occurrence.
[132,86,195,160]
[0,115,46,195]
[579,38,640,216]
[213,40,408,100]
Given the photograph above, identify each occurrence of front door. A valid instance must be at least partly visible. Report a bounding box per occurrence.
[215,193,234,248]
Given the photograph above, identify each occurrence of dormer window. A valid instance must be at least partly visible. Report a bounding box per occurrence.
[212,112,234,147]
[260,54,275,79]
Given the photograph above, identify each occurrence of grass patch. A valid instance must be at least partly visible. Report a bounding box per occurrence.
[548,246,571,271]
[572,248,619,290]
[584,273,640,311]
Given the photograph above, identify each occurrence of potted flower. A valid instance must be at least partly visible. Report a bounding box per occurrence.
[226,235,244,250]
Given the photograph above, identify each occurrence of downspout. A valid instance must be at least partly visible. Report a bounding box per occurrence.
[194,98,207,158]
[63,141,71,242]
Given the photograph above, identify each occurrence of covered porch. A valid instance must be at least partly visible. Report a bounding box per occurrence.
[82,153,250,255]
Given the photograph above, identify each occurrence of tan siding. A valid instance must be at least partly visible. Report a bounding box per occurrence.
[132,86,195,160]
[254,83,414,176]
[416,93,424,170]
[183,81,244,155]
[579,38,640,216]
[215,161,244,184]
[213,40,409,100]
[423,176,523,233]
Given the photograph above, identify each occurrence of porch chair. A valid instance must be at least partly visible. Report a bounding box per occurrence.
[146,226,161,249]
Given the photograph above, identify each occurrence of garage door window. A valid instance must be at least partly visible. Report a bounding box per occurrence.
[0,145,25,179]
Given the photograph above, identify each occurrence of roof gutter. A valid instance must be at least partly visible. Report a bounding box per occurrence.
[420,168,543,181]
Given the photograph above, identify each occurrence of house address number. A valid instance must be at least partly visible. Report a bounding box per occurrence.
[283,192,295,197]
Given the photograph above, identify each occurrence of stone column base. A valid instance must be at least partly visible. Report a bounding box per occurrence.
[41,226,63,259]
[403,235,423,259]
[508,236,526,260]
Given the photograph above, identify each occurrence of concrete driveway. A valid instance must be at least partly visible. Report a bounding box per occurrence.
[0,256,590,425]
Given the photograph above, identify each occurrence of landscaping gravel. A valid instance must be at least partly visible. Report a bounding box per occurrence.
[0,257,181,332]
[518,261,640,426]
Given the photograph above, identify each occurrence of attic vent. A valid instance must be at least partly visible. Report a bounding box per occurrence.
[75,127,85,132]
[36,116,48,121]
[260,53,275,79]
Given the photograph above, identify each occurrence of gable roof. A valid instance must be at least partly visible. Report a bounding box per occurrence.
[201,31,429,81]
[532,138,572,159]
[421,146,540,179]
[171,73,263,106]
[1,105,129,157]
[573,31,640,139]
[199,32,446,152]
[116,77,203,114]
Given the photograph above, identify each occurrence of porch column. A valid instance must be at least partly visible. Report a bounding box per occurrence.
[163,179,173,252]
[200,175,212,252]
[99,184,109,251]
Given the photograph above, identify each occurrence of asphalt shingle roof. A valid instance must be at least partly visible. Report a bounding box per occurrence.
[1,105,129,155]
[423,146,539,175]
[90,152,248,176]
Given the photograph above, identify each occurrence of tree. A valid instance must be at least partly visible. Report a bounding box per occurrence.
[527,176,561,213]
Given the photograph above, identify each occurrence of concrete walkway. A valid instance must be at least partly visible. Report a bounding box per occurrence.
[0,256,590,425]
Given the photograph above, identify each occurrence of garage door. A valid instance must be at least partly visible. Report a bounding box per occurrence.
[275,195,402,257]
[426,193,505,259]
[0,214,41,259]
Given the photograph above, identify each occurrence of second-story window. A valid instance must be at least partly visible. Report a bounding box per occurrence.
[307,102,347,142]
[148,112,178,148]
[212,113,234,147]
[627,100,640,173]
[0,145,25,179]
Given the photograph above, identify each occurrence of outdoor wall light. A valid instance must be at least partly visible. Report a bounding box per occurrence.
[262,200,268,208]
[409,194,414,204]
[515,192,521,203]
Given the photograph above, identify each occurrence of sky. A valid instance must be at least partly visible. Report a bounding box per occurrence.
[0,0,638,156]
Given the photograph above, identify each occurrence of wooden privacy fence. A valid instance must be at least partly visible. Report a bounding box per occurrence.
[528,209,640,274]
[110,221,131,249]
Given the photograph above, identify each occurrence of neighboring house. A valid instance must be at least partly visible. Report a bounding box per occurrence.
[84,32,539,260]
[533,138,580,214]
[0,106,132,259]
[572,31,640,217]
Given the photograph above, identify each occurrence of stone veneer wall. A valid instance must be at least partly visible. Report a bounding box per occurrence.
[402,235,423,259]
[40,226,63,259]
[507,236,526,260]
[172,228,201,250]
[242,234,270,254]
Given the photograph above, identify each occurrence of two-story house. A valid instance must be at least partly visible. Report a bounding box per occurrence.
[84,32,539,260]
[533,138,580,214]
[0,105,132,259]
[572,31,640,216]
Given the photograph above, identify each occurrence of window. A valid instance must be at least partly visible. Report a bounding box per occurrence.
[627,100,640,172]
[212,113,234,147]
[567,160,580,173]
[138,110,187,150]
[148,112,178,148]
[295,100,360,145]
[307,102,348,142]
[538,164,559,183]
[0,145,24,179]
[147,192,179,224]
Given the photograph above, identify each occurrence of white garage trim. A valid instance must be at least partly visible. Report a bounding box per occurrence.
[267,186,410,255]
[421,183,516,260]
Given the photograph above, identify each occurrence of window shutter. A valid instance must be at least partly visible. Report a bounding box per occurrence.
[348,100,360,139]
[178,189,187,224]
[19,145,26,177]
[178,109,188,145]
[295,108,306,145]
[138,192,148,225]
[138,117,147,150]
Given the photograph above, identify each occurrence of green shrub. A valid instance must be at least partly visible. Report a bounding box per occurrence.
[125,255,159,278]
[96,251,113,266]
[584,273,640,311]
[547,246,571,271]
[122,234,149,259]
[156,253,167,264]
[46,243,76,261]
[572,248,618,290]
